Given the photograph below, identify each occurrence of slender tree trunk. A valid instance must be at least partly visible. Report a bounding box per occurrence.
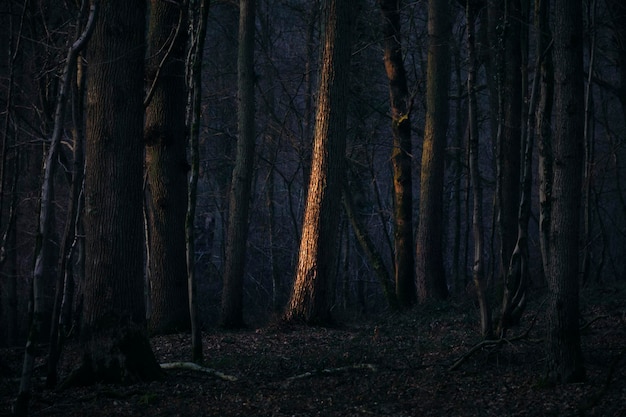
[145,0,190,334]
[68,0,162,386]
[497,0,544,336]
[220,0,256,328]
[496,0,523,290]
[416,0,451,302]
[342,178,397,310]
[47,7,90,387]
[537,1,554,285]
[185,0,210,364]
[378,0,416,308]
[16,2,97,411]
[467,0,492,339]
[545,0,586,384]
[284,0,354,324]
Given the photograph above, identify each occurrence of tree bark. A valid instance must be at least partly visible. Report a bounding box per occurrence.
[220,0,256,329]
[416,0,451,302]
[73,0,162,385]
[284,0,354,324]
[144,0,190,334]
[378,0,416,308]
[545,0,586,384]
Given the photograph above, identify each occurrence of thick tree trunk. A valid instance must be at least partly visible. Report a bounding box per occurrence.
[220,0,256,329]
[416,0,451,302]
[378,0,416,308]
[284,0,354,324]
[145,0,190,334]
[545,0,586,384]
[73,0,162,385]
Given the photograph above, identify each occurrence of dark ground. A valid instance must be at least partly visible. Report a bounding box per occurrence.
[1,285,625,417]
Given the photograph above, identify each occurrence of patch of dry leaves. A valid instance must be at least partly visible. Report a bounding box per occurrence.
[1,285,625,416]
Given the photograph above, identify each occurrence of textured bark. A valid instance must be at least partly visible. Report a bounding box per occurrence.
[77,0,162,385]
[145,0,190,334]
[416,0,451,302]
[545,0,586,384]
[378,0,416,308]
[220,0,256,329]
[284,0,354,324]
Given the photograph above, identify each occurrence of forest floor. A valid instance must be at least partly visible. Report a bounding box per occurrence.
[1,284,625,417]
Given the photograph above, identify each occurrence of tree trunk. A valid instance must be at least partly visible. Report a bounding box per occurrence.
[71,0,162,385]
[497,0,544,336]
[467,0,492,339]
[284,0,354,324]
[545,0,586,384]
[185,0,210,363]
[220,0,256,329]
[378,0,416,308]
[144,0,190,335]
[416,0,451,302]
[47,10,90,387]
[496,0,523,289]
[15,2,96,411]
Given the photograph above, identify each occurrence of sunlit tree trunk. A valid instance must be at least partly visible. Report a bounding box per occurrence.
[220,0,256,328]
[144,0,190,334]
[284,0,354,324]
[378,0,416,308]
[545,0,585,384]
[73,0,162,385]
[416,0,451,302]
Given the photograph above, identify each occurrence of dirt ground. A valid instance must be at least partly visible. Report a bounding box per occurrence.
[1,285,625,417]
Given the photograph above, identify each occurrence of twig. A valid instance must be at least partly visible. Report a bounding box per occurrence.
[160,362,238,382]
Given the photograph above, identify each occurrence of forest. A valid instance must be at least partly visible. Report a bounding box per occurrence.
[0,0,625,415]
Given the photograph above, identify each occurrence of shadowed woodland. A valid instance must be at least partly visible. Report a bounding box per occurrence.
[0,0,625,415]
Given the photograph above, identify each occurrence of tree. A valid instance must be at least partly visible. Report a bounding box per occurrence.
[466,0,492,339]
[15,2,97,411]
[144,0,190,334]
[220,0,256,329]
[185,0,210,365]
[70,0,161,385]
[284,0,354,324]
[415,0,451,302]
[378,0,416,308]
[495,0,523,290]
[545,0,586,384]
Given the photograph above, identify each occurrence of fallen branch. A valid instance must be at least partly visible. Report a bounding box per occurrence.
[160,362,238,382]
[282,363,377,387]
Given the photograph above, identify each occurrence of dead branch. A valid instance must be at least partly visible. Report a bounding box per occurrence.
[282,363,377,387]
[160,362,238,381]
